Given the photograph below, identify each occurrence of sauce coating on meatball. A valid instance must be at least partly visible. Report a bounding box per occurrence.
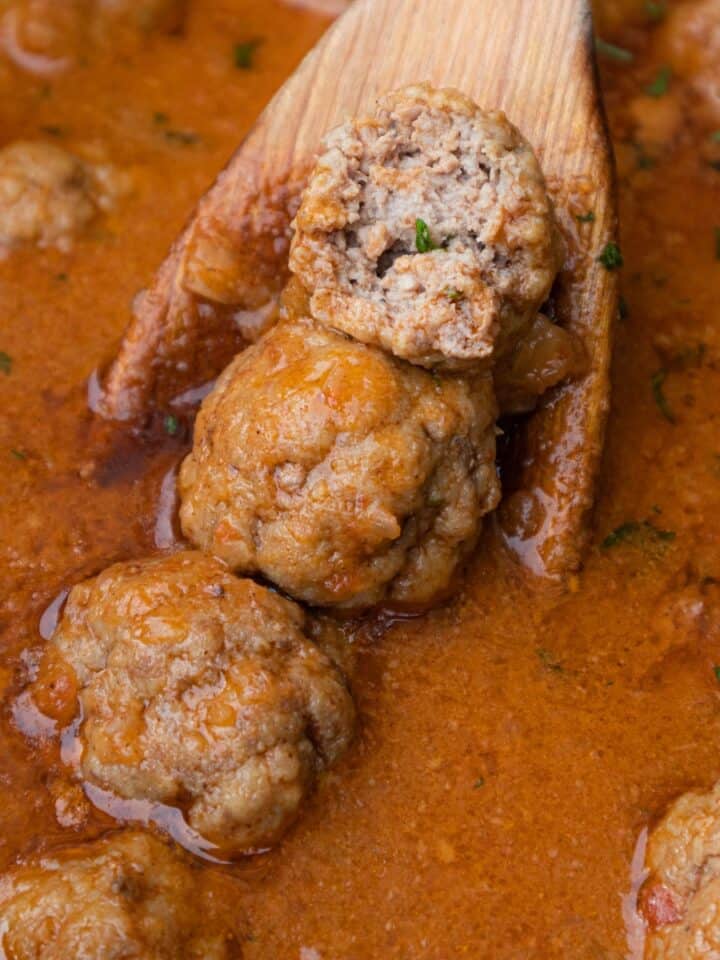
[30,551,355,857]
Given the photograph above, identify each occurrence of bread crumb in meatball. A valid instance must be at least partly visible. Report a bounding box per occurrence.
[639,780,720,958]
[0,829,244,959]
[179,318,499,610]
[289,83,564,370]
[0,141,116,252]
[30,551,355,856]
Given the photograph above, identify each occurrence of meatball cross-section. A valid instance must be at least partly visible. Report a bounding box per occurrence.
[178,318,500,610]
[31,551,356,856]
[289,83,564,370]
[0,829,244,959]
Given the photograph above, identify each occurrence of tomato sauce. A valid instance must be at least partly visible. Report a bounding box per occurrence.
[1,0,720,956]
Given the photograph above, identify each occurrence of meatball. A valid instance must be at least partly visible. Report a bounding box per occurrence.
[493,312,586,415]
[289,83,564,370]
[0,829,244,959]
[178,319,500,610]
[1,1,187,77]
[639,781,720,958]
[0,141,100,251]
[30,551,355,856]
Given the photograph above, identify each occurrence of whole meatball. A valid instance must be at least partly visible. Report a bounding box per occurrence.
[178,319,500,610]
[30,551,355,856]
[0,829,244,959]
[0,141,98,251]
[289,83,564,370]
[639,780,720,958]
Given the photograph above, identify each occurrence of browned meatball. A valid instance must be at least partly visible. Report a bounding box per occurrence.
[0,141,99,251]
[639,780,720,958]
[0,1,187,76]
[30,551,355,856]
[289,83,563,370]
[178,319,500,610]
[0,829,244,959]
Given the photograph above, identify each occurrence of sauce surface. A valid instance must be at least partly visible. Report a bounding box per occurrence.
[2,1,720,956]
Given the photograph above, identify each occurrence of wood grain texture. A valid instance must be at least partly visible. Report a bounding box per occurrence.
[100,0,617,577]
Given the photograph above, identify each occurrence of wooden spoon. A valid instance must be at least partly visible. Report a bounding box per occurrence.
[98,0,617,578]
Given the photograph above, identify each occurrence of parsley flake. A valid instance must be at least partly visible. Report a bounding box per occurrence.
[444,287,465,303]
[473,777,485,789]
[602,519,675,549]
[595,38,634,63]
[645,0,667,20]
[645,65,671,97]
[576,210,596,223]
[714,666,720,683]
[651,369,676,423]
[164,414,179,436]
[233,39,262,69]
[598,241,623,270]
[0,351,12,375]
[415,218,437,253]
[10,448,26,461]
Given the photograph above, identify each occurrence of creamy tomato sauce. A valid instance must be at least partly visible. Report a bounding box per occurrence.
[1,0,720,957]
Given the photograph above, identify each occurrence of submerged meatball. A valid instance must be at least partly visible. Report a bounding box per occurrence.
[31,551,355,855]
[0,829,244,959]
[0,141,101,251]
[289,83,564,369]
[179,319,500,610]
[639,781,720,958]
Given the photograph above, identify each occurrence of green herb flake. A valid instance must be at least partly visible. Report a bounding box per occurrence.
[714,666,720,683]
[595,38,634,63]
[712,131,720,144]
[444,286,465,303]
[10,448,26,461]
[56,272,68,282]
[536,648,564,673]
[645,65,672,98]
[576,210,596,223]
[153,111,169,125]
[40,124,64,137]
[598,241,623,270]
[645,0,667,21]
[473,777,486,789]
[619,296,629,320]
[164,414,180,436]
[602,519,675,549]
[233,39,261,69]
[415,218,437,254]
[651,369,676,423]
[164,129,200,146]
[714,227,720,261]
[0,351,12,375]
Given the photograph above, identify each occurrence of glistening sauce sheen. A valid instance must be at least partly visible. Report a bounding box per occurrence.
[1,0,720,956]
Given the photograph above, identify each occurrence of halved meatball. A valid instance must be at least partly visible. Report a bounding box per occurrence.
[639,780,720,958]
[0,829,244,959]
[0,141,106,251]
[30,551,355,856]
[178,318,500,610]
[289,83,564,369]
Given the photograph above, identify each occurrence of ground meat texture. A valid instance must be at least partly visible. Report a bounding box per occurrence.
[639,781,720,958]
[0,829,244,959]
[0,141,100,251]
[178,318,499,610]
[289,83,564,370]
[30,551,355,856]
